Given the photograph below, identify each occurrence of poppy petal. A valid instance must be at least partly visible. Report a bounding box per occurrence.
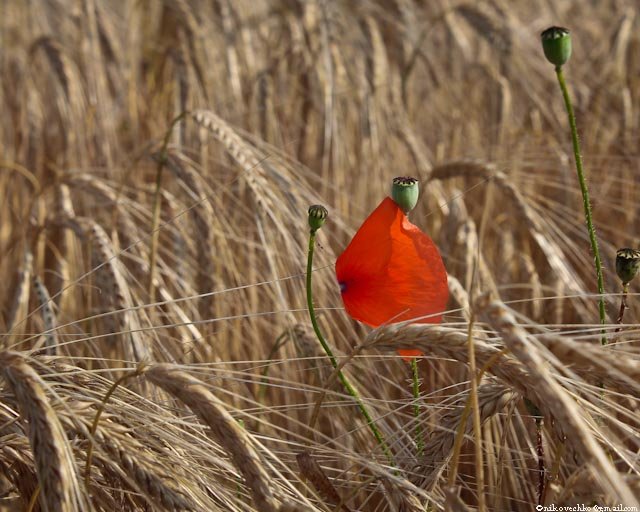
[336,196,448,331]
[396,349,423,358]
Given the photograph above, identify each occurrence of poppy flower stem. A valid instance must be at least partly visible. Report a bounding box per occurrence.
[410,358,424,456]
[553,66,607,344]
[306,229,393,463]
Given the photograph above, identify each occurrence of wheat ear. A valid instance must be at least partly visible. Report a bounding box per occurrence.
[0,351,84,511]
[479,298,638,506]
[145,364,281,512]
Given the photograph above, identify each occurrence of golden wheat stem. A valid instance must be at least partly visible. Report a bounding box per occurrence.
[26,484,40,512]
[447,346,509,489]
[467,312,485,511]
[148,111,189,302]
[84,364,147,493]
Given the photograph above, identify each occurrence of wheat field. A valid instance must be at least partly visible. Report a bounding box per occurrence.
[1,0,640,510]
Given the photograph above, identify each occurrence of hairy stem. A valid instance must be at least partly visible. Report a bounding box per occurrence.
[306,230,393,463]
[554,66,606,344]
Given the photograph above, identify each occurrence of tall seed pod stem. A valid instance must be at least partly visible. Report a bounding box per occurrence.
[306,205,394,464]
[541,27,607,344]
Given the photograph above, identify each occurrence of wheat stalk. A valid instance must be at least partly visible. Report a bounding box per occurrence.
[7,249,33,346]
[417,382,518,490]
[430,160,597,320]
[64,217,149,362]
[32,275,58,356]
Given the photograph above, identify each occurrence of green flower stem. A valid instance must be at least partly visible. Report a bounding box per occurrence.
[410,357,424,456]
[306,230,393,462]
[554,66,607,344]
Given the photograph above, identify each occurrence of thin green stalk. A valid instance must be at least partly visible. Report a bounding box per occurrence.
[148,111,189,302]
[554,66,607,344]
[306,230,393,463]
[410,358,424,456]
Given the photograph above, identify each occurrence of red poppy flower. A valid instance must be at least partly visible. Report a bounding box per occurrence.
[335,197,448,357]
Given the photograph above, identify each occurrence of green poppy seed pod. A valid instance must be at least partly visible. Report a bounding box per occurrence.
[616,248,640,285]
[308,204,328,232]
[391,177,419,214]
[541,26,572,67]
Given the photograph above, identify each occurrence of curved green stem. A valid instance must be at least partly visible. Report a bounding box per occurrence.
[554,66,607,344]
[410,358,424,456]
[306,230,393,463]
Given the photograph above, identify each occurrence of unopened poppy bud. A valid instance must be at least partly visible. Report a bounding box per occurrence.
[616,248,640,285]
[541,26,571,68]
[391,177,419,214]
[308,204,328,232]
